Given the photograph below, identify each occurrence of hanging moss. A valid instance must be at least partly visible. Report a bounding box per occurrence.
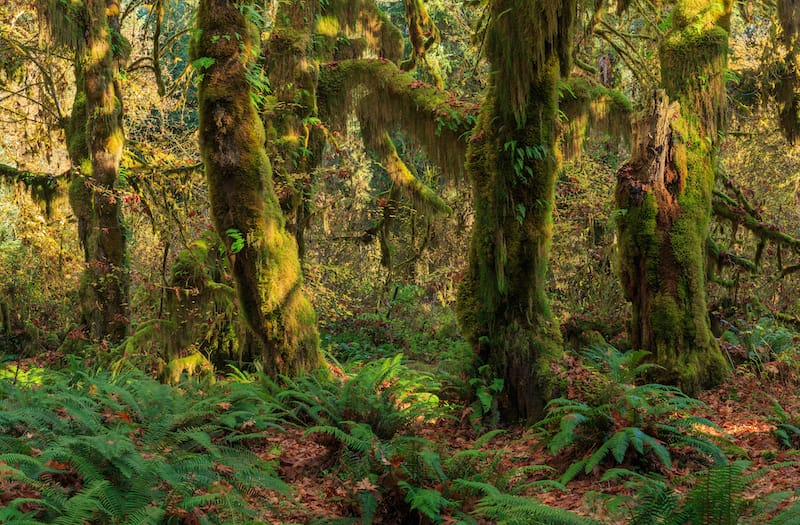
[484,0,575,125]
[559,76,632,159]
[193,0,323,376]
[357,99,451,216]
[36,0,87,52]
[318,59,477,182]
[321,0,403,62]
[0,164,65,218]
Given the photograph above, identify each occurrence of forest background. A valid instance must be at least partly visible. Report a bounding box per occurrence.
[4,0,800,523]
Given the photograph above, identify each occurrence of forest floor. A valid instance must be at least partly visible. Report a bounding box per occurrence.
[6,342,800,524]
[255,360,800,524]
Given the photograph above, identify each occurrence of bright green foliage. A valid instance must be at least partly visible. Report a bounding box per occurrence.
[535,345,728,483]
[0,363,288,524]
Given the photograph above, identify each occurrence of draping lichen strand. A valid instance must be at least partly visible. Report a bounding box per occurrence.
[317,59,476,182]
[485,0,575,124]
[358,111,452,216]
[193,0,322,376]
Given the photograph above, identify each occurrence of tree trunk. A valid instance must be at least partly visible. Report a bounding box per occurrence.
[80,0,129,343]
[456,0,575,423]
[615,0,731,393]
[193,0,323,376]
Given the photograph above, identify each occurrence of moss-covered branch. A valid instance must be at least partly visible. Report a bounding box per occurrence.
[712,193,800,252]
[356,95,451,215]
[318,58,478,180]
[707,237,757,273]
[0,163,65,216]
[559,75,632,159]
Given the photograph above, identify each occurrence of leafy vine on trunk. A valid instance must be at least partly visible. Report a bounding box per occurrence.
[457,0,576,423]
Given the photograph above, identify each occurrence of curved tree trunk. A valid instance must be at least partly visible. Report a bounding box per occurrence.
[193,0,323,376]
[615,0,731,393]
[456,0,575,423]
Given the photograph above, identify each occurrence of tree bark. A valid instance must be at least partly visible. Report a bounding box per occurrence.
[615,0,731,393]
[193,0,323,376]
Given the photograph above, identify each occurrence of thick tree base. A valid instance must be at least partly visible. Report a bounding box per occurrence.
[485,321,562,424]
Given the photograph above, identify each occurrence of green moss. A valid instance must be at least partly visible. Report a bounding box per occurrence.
[615,0,732,394]
[559,76,631,159]
[457,36,571,421]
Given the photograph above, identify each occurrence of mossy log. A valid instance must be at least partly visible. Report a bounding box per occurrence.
[615,0,732,394]
[193,0,323,376]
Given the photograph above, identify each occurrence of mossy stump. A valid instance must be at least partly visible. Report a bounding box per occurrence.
[615,0,732,393]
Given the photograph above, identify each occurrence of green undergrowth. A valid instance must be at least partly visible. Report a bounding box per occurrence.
[0,359,289,524]
[536,344,735,484]
[603,461,800,524]
[320,284,478,398]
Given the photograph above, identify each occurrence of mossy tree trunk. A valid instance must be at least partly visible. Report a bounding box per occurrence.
[615,0,731,393]
[38,0,130,342]
[192,0,323,376]
[456,0,575,423]
[80,0,129,342]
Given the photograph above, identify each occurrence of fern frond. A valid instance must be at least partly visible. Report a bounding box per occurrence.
[475,493,599,524]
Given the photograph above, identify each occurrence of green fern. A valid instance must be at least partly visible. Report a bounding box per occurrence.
[536,346,729,483]
[606,461,800,524]
[475,493,599,524]
[0,365,290,524]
